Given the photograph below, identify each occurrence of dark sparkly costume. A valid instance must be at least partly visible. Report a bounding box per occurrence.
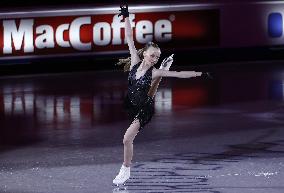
[124,61,155,130]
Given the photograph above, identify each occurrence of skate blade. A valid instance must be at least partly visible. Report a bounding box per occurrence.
[113,185,128,192]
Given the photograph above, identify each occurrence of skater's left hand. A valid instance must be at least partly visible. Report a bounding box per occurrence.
[160,54,174,69]
[201,72,213,79]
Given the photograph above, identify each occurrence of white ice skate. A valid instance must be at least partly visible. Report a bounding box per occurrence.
[113,164,130,187]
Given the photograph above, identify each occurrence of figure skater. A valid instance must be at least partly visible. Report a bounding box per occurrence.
[113,4,202,186]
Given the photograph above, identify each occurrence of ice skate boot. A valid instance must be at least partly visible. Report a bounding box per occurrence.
[113,165,130,186]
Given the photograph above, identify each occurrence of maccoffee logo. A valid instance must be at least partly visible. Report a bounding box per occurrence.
[0,8,219,58]
[1,14,172,54]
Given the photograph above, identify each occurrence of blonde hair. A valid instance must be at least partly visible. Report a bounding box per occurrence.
[116,42,160,72]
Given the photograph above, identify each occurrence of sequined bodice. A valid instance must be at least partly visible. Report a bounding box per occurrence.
[127,61,153,106]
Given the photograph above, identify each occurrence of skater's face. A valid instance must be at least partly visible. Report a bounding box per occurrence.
[143,46,161,66]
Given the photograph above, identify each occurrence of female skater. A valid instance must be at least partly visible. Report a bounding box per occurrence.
[113,5,202,186]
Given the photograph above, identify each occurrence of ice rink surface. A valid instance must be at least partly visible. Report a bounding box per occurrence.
[0,63,283,193]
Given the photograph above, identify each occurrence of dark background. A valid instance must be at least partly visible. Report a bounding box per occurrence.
[0,0,283,76]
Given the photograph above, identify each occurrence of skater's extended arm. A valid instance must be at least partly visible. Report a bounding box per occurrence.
[152,68,202,79]
[124,14,140,69]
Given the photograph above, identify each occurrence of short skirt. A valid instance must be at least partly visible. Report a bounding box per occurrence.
[123,94,155,130]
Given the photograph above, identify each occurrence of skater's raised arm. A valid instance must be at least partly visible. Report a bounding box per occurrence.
[125,18,140,66]
[120,5,140,69]
[152,68,202,79]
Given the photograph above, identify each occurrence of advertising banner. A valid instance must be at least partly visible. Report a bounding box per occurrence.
[0,5,220,60]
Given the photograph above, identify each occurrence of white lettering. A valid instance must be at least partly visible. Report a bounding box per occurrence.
[35,25,54,49]
[56,24,70,47]
[1,15,173,54]
[155,20,172,42]
[70,17,91,51]
[3,19,34,54]
[136,20,153,44]
[93,22,111,46]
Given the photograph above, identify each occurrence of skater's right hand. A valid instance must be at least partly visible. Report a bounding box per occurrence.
[118,4,129,18]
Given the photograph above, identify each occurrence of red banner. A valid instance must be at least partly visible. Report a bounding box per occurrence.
[0,6,219,59]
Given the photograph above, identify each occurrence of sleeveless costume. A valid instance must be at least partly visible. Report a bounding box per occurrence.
[123,61,155,130]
